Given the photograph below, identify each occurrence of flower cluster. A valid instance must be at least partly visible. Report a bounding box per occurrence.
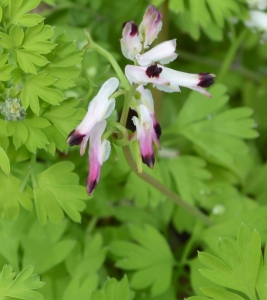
[67,5,215,195]
[67,78,119,194]
[121,5,215,168]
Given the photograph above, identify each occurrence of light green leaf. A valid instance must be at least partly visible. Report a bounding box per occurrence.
[110,224,174,297]
[9,0,41,26]
[166,156,212,205]
[91,277,131,300]
[201,287,245,300]
[9,25,24,48]
[16,14,43,27]
[0,32,13,49]
[0,265,44,300]
[16,50,48,73]
[23,115,50,153]
[0,212,33,270]
[22,22,55,53]
[199,225,261,299]
[0,54,14,81]
[256,243,267,299]
[42,99,85,137]
[22,220,75,273]
[63,274,98,300]
[33,161,88,224]
[167,84,258,178]
[125,158,168,208]
[43,33,83,89]
[189,0,211,27]
[0,172,33,220]
[66,234,106,278]
[64,234,106,300]
[0,147,10,175]
[205,0,240,27]
[168,0,184,13]
[21,73,64,113]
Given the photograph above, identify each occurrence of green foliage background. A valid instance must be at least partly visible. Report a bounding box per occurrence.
[0,0,267,299]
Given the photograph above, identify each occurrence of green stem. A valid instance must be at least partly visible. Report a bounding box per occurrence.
[84,30,130,90]
[86,216,98,235]
[119,84,138,127]
[81,49,95,101]
[122,146,213,226]
[217,28,248,82]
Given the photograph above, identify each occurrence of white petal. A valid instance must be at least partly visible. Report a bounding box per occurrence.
[136,85,155,114]
[96,77,120,101]
[102,98,116,120]
[89,120,106,143]
[136,39,178,66]
[132,116,141,139]
[98,140,111,164]
[125,65,169,86]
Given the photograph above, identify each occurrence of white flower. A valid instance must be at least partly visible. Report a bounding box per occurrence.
[125,64,215,97]
[138,5,162,48]
[132,104,158,168]
[120,21,142,61]
[136,39,178,66]
[67,77,119,155]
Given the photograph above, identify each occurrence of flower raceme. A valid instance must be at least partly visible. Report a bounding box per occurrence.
[67,77,119,195]
[120,5,215,168]
[67,5,215,194]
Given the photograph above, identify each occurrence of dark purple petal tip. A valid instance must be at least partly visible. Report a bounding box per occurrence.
[154,122,162,139]
[86,178,98,195]
[198,73,215,88]
[67,129,85,146]
[146,64,162,78]
[123,21,138,36]
[142,154,155,168]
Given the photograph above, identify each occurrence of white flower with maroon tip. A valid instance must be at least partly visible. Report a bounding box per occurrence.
[125,64,215,97]
[139,5,162,48]
[67,77,119,155]
[133,85,161,146]
[132,104,160,168]
[86,120,110,195]
[120,21,142,60]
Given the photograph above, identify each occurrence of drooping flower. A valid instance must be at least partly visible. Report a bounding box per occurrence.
[86,120,111,195]
[133,85,161,145]
[125,64,215,97]
[132,104,158,168]
[120,21,142,60]
[139,5,162,48]
[136,39,178,66]
[67,77,119,155]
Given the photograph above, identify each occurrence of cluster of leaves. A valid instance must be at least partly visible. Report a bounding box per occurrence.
[188,224,267,300]
[1,0,267,299]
